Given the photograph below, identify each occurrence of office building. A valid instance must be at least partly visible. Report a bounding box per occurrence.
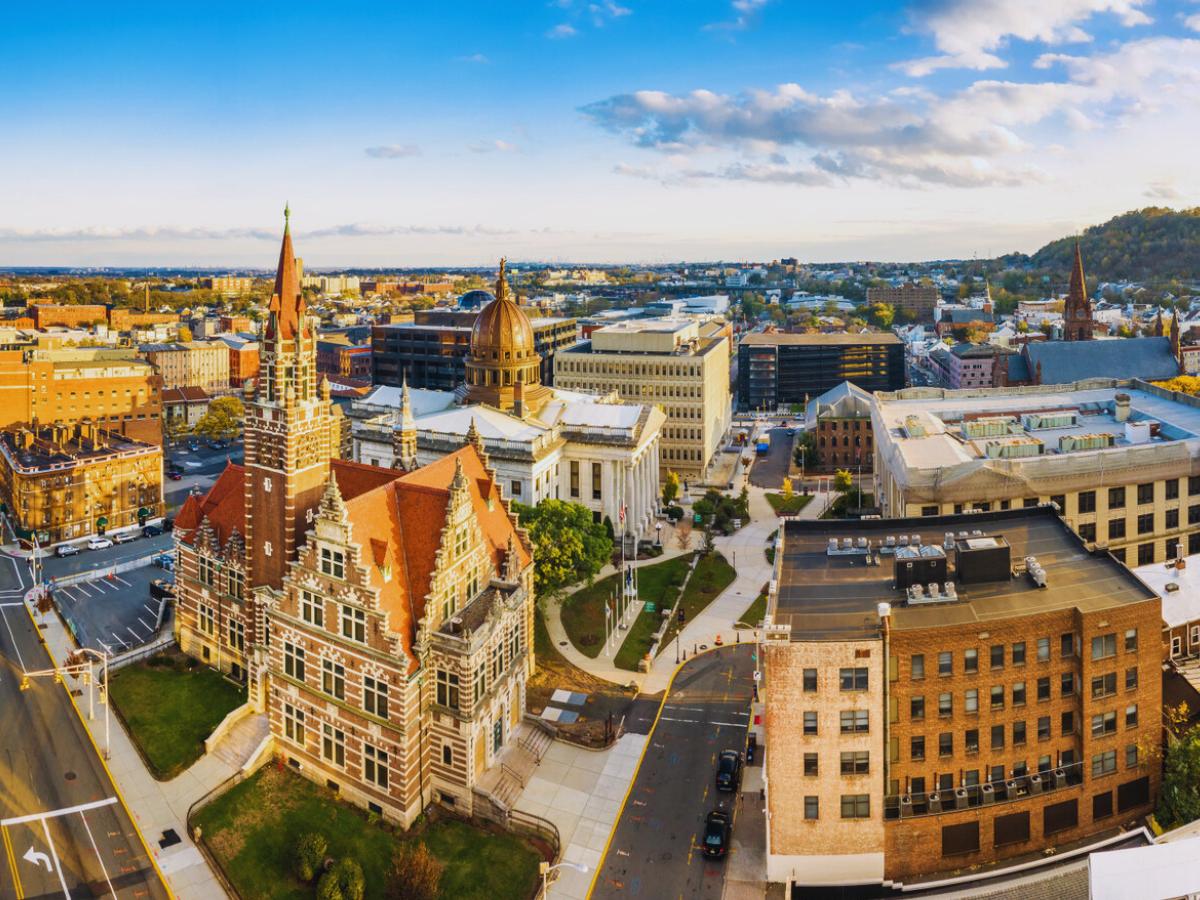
[554,317,731,481]
[866,283,940,321]
[203,275,257,295]
[738,332,904,411]
[140,340,230,393]
[762,508,1161,887]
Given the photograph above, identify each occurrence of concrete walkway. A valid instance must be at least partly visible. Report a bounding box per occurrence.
[26,597,253,899]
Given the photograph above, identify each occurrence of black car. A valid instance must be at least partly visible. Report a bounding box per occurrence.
[143,524,163,538]
[715,749,742,792]
[702,810,731,859]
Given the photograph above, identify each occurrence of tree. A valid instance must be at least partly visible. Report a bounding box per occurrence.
[781,477,794,500]
[294,832,328,883]
[794,429,816,470]
[513,500,614,595]
[317,858,364,900]
[962,324,990,345]
[385,844,443,900]
[1159,716,1200,827]
[833,469,854,493]
[193,395,244,442]
[177,325,194,342]
[869,302,895,329]
[662,470,680,506]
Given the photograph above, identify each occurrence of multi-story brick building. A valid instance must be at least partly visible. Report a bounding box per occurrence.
[174,211,535,826]
[29,303,109,329]
[762,508,1162,889]
[804,381,874,473]
[0,421,163,544]
[0,347,163,445]
[872,380,1200,566]
[139,340,230,393]
[866,283,940,322]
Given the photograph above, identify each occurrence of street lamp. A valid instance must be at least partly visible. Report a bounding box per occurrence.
[21,647,111,759]
[539,861,589,895]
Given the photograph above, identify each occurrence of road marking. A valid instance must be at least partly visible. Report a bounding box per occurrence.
[98,641,112,654]
[143,603,157,615]
[22,846,50,872]
[127,627,142,642]
[78,810,116,898]
[659,716,699,724]
[1,797,119,827]
[0,607,26,673]
[39,819,71,898]
[712,721,750,728]
[113,575,131,587]
[110,633,129,649]
[1,823,24,898]
[138,617,153,632]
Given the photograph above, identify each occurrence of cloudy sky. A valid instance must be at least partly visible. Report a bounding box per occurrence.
[1,0,1197,266]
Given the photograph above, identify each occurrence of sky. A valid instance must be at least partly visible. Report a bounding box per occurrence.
[1,0,1198,267]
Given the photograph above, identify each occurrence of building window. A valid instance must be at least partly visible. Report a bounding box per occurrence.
[911,736,925,760]
[321,722,346,768]
[436,670,460,710]
[803,668,818,692]
[1062,711,1077,737]
[803,753,818,776]
[839,667,868,691]
[1191,504,1200,525]
[1078,523,1096,543]
[840,795,870,819]
[911,654,925,679]
[840,710,869,734]
[1061,672,1075,697]
[591,463,602,500]
[964,648,978,673]
[1125,704,1138,728]
[1012,682,1026,706]
[1092,750,1117,777]
[938,692,952,717]
[964,689,978,714]
[1167,509,1180,530]
[322,659,346,700]
[989,644,1004,670]
[363,675,389,720]
[1126,667,1138,690]
[510,480,522,497]
[938,651,952,676]
[1061,633,1075,658]
[283,703,305,747]
[803,711,818,735]
[569,461,579,498]
[804,796,819,820]
[340,605,367,643]
[1092,673,1117,699]
[228,569,245,600]
[1108,519,1126,540]
[198,604,215,635]
[991,724,1005,750]
[1013,721,1027,745]
[284,642,305,681]
[911,696,925,720]
[1037,637,1050,662]
[938,733,953,757]
[1137,482,1154,504]
[199,555,216,588]
[1092,634,1117,660]
[1125,628,1138,652]
[1078,491,1096,513]
[841,751,870,775]
[1037,677,1050,701]
[363,744,389,789]
[965,729,979,753]
[1109,487,1125,509]
[442,743,453,766]
[1038,716,1051,740]
[1167,479,1180,500]
[300,590,324,628]
[320,546,345,579]
[1012,642,1026,666]
[1126,744,1139,768]
[990,685,1005,710]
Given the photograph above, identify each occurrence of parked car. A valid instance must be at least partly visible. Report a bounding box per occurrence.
[187,441,200,451]
[55,544,80,557]
[715,750,742,792]
[87,537,113,550]
[167,470,183,481]
[702,810,731,859]
[113,531,137,544]
[143,524,163,538]
[163,518,175,532]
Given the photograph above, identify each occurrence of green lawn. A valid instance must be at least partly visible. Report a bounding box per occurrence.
[765,529,779,565]
[108,652,245,779]
[194,766,540,900]
[820,492,876,520]
[562,554,692,658]
[737,592,768,629]
[657,552,737,653]
[765,492,814,515]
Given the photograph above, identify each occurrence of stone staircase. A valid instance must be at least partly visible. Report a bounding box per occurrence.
[212,712,270,769]
[478,720,556,811]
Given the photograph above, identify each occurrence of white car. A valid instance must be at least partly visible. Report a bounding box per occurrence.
[87,537,113,550]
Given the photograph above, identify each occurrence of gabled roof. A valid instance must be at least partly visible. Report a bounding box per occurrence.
[175,463,245,546]
[1024,337,1179,385]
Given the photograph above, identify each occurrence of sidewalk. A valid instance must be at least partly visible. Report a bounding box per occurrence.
[27,595,237,899]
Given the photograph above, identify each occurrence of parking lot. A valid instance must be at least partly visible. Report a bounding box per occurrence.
[51,563,173,655]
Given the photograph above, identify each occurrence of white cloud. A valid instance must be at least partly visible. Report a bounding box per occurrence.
[706,0,770,31]
[364,144,422,159]
[588,1,631,25]
[0,223,520,243]
[584,37,1200,189]
[547,23,578,39]
[468,139,519,154]
[898,0,1152,76]
[455,53,489,64]
[1144,181,1181,200]
[1184,13,1200,32]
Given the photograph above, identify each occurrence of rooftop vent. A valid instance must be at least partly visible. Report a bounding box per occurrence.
[961,416,1021,440]
[1022,410,1078,430]
[1059,433,1114,453]
[955,535,1012,585]
[903,415,927,439]
[982,437,1044,459]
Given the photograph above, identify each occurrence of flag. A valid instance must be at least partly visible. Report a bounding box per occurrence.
[619,504,626,523]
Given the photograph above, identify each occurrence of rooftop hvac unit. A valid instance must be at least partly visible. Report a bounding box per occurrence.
[928,793,942,813]
[956,535,1013,584]
[1006,779,1027,798]
[898,534,910,547]
[900,795,914,818]
[895,546,948,590]
[904,415,927,438]
[944,532,956,549]
[1052,768,1068,788]
[1029,774,1045,794]
[980,783,996,805]
[1025,555,1048,587]
[1059,432,1114,453]
[953,789,969,809]
[1022,410,1078,430]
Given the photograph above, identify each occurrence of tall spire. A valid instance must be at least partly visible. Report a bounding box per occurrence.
[268,205,304,342]
[1063,241,1093,341]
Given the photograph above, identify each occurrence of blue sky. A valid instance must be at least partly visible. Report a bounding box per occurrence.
[1,0,1198,266]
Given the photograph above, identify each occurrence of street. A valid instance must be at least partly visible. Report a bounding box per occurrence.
[164,442,241,511]
[0,556,169,899]
[748,427,794,489]
[592,645,755,900]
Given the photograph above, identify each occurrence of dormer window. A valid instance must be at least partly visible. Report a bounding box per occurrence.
[320,546,345,579]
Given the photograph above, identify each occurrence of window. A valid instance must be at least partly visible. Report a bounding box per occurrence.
[363,744,389,789]
[938,651,952,676]
[841,751,870,775]
[942,822,980,857]
[283,642,305,681]
[911,696,925,721]
[442,743,453,766]
[1125,704,1138,728]
[965,729,979,753]
[1137,482,1154,504]
[1191,475,1200,496]
[320,546,345,579]
[1124,629,1138,652]
[1126,744,1139,768]
[199,555,216,587]
[804,753,818,776]
[1013,682,1026,706]
[1108,518,1126,540]
[1050,494,1065,511]
[1092,672,1117,699]
[1168,479,1181,500]
[911,654,925,679]
[1138,542,1154,565]
[1092,750,1117,776]
[1037,677,1051,701]
[227,569,244,600]
[1044,799,1078,836]
[990,645,1004,670]
[510,479,521,496]
[283,703,305,747]
[436,669,460,709]
[938,733,953,757]
[991,724,1005,750]
[1167,509,1180,529]
[321,722,346,767]
[938,692,952,717]
[300,590,324,627]
[363,675,389,719]
[804,796,819,820]
[1094,791,1114,820]
[839,667,868,691]
[965,689,978,714]
[1038,716,1051,740]
[1061,672,1075,697]
[591,462,602,500]
[198,604,215,635]
[1109,486,1126,509]
[840,795,870,819]
[840,710,869,733]
[1062,711,1075,736]
[322,659,345,700]
[1078,490,1096,513]
[1061,633,1075,658]
[964,648,978,673]
[994,811,1031,848]
[1191,504,1200,525]
[569,461,579,497]
[803,668,817,692]
[1079,523,1097,543]
[911,736,926,760]
[803,711,818,735]
[1037,637,1050,663]
[340,605,367,643]
[1092,634,1117,660]
[1126,667,1138,691]
[990,685,1005,710]
[1118,776,1151,812]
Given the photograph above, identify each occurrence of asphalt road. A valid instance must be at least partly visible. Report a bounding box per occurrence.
[0,557,168,899]
[164,441,242,511]
[42,535,173,583]
[592,645,755,900]
[748,427,795,489]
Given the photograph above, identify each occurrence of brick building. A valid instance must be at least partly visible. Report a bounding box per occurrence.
[30,304,109,329]
[218,335,260,388]
[762,508,1161,888]
[139,340,230,393]
[174,211,535,827]
[866,283,940,322]
[804,381,874,473]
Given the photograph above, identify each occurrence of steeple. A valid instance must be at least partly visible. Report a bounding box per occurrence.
[1155,308,1165,337]
[267,204,304,343]
[393,372,418,471]
[1171,311,1182,362]
[1063,241,1093,342]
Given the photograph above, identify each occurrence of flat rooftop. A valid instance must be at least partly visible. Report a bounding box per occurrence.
[741,331,901,347]
[771,507,1158,640]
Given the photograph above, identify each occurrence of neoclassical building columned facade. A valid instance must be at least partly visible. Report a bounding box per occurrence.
[174,212,537,826]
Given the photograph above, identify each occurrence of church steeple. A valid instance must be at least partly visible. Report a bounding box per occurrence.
[1063,241,1093,342]
[267,204,305,344]
[393,372,418,471]
[1155,307,1165,337]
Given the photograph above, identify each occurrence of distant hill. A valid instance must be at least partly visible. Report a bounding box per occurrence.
[1010,207,1200,283]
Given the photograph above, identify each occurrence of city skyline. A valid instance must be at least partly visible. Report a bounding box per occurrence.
[1,0,1198,265]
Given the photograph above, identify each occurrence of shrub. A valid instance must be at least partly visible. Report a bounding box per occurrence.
[316,858,364,900]
[385,844,444,900]
[295,832,328,883]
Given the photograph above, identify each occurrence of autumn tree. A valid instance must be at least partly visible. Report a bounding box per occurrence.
[193,395,244,442]
[385,844,443,900]
[662,470,681,506]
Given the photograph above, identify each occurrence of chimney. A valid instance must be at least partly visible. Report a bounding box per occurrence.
[1114,393,1131,423]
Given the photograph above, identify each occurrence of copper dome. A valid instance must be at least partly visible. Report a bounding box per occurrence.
[469,259,536,363]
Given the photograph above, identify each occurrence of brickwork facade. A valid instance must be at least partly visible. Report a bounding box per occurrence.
[815,416,873,472]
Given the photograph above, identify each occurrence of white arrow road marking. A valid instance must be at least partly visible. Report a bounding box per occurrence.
[23,845,50,871]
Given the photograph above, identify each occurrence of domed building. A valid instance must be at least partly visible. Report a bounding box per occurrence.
[460,259,553,416]
[457,288,495,310]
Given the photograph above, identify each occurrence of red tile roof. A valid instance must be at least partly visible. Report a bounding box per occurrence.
[175,463,246,546]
